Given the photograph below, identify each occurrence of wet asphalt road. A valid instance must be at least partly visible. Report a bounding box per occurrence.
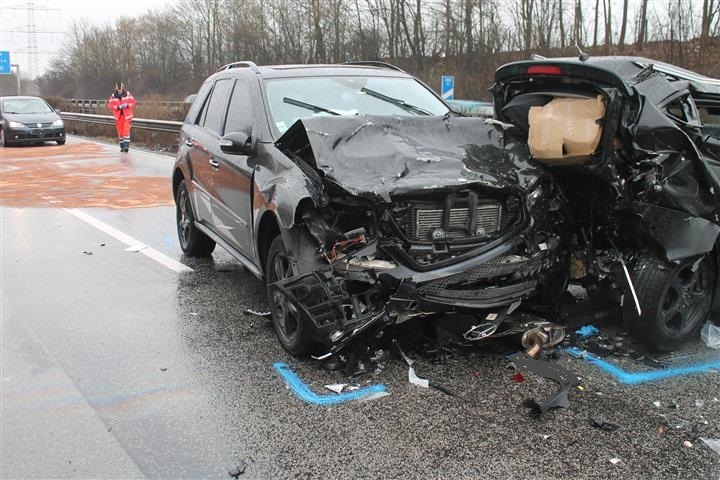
[1,137,719,479]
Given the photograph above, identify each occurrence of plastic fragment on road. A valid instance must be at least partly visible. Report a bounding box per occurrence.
[273,362,388,406]
[245,309,272,317]
[701,438,720,456]
[575,325,600,338]
[609,458,622,465]
[683,440,693,448]
[653,401,661,407]
[511,372,525,383]
[228,460,247,477]
[325,383,347,393]
[409,367,430,388]
[590,417,620,432]
[507,352,582,414]
[701,322,720,349]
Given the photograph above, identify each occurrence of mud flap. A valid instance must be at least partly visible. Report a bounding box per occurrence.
[507,352,582,415]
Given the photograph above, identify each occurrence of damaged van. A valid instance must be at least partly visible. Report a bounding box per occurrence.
[493,57,720,351]
[173,61,567,357]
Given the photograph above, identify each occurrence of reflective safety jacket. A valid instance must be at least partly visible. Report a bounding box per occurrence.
[107,91,137,121]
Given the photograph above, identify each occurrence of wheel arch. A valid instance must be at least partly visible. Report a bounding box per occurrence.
[172,167,185,202]
[257,210,281,275]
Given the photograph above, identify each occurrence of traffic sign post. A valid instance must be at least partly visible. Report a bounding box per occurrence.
[0,51,11,75]
[441,75,454,101]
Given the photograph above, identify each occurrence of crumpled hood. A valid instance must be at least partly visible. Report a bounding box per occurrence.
[275,115,543,201]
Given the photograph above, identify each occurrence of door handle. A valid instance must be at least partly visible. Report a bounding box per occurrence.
[185,138,193,147]
[209,158,220,169]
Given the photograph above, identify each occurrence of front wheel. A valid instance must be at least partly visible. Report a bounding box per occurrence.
[265,235,315,356]
[56,139,66,145]
[625,254,716,352]
[0,129,7,147]
[175,180,215,257]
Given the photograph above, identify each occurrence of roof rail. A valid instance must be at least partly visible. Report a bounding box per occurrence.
[217,61,259,73]
[344,61,406,73]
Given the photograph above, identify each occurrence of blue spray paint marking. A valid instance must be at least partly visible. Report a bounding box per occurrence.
[567,347,720,384]
[273,362,388,406]
[164,234,176,248]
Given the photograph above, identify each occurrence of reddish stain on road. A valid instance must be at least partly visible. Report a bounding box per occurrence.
[0,141,174,209]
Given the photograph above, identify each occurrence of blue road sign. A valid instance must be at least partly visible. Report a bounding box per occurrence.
[441,75,454,101]
[0,51,10,75]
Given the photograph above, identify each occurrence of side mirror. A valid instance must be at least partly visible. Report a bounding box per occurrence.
[54,108,61,114]
[220,131,254,155]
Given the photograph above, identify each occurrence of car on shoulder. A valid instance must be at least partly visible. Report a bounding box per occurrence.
[0,96,65,146]
[173,61,567,357]
[493,56,720,351]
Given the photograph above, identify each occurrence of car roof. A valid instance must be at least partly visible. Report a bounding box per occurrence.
[219,63,414,80]
[0,96,45,101]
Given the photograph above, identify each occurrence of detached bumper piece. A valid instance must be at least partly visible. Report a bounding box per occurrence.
[270,269,388,352]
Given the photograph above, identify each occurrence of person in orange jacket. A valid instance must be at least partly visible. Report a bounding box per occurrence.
[107,81,136,152]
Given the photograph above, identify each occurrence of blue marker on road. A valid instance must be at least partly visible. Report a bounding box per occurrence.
[567,348,720,384]
[273,362,388,406]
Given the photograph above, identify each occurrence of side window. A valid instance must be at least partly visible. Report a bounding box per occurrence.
[225,78,254,135]
[189,81,213,125]
[201,78,233,135]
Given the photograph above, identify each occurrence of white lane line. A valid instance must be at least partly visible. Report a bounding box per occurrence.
[64,208,192,273]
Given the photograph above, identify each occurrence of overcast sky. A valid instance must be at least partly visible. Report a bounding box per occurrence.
[0,0,177,77]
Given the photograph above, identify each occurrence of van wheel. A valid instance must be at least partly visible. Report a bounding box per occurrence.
[175,180,215,257]
[625,254,716,352]
[266,235,314,356]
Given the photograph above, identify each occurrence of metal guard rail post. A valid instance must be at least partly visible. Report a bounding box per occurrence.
[60,112,183,133]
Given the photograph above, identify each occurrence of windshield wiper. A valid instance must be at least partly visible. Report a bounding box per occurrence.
[360,87,433,116]
[283,97,340,116]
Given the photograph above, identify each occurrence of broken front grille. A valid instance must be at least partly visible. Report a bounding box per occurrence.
[394,191,518,242]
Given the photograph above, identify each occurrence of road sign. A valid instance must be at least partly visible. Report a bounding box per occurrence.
[441,75,454,101]
[0,51,10,75]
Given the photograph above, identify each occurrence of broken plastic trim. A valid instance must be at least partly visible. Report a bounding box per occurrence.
[507,352,582,415]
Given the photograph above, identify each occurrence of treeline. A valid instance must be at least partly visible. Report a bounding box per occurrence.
[39,0,720,100]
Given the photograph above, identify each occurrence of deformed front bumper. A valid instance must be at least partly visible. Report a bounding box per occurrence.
[269,234,561,350]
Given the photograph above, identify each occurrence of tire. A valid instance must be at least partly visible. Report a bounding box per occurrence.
[175,180,215,257]
[624,254,717,352]
[0,129,7,147]
[265,235,315,356]
[56,139,66,145]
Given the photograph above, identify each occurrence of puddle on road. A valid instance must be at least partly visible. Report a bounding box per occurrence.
[0,142,173,209]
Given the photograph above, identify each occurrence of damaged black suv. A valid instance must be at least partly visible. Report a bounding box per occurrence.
[493,57,720,351]
[173,61,566,356]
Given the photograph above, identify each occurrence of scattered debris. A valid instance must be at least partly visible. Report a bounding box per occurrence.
[682,440,693,448]
[245,309,272,318]
[609,458,622,465]
[82,251,93,255]
[189,312,198,316]
[160,367,167,372]
[100,243,106,247]
[701,322,720,349]
[508,352,582,414]
[124,244,147,252]
[575,325,600,338]
[408,367,430,388]
[660,413,691,430]
[700,438,720,456]
[653,401,661,408]
[668,402,679,409]
[590,417,620,432]
[325,383,347,393]
[511,372,525,383]
[228,460,247,478]
[695,399,705,408]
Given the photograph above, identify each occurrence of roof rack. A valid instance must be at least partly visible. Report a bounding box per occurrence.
[344,61,406,72]
[217,61,259,73]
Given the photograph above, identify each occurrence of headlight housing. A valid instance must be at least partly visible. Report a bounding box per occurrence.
[52,119,64,127]
[7,120,24,128]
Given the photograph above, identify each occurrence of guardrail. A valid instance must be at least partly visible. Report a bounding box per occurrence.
[60,112,183,133]
[68,98,187,114]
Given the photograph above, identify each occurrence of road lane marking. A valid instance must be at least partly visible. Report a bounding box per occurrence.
[567,348,720,384]
[273,362,388,405]
[64,208,193,273]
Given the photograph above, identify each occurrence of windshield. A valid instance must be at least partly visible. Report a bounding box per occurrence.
[265,76,449,134]
[3,98,53,114]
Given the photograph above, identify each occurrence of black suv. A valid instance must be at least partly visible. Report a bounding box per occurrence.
[173,62,566,357]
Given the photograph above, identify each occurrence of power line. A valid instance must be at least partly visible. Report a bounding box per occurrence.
[1,2,61,79]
